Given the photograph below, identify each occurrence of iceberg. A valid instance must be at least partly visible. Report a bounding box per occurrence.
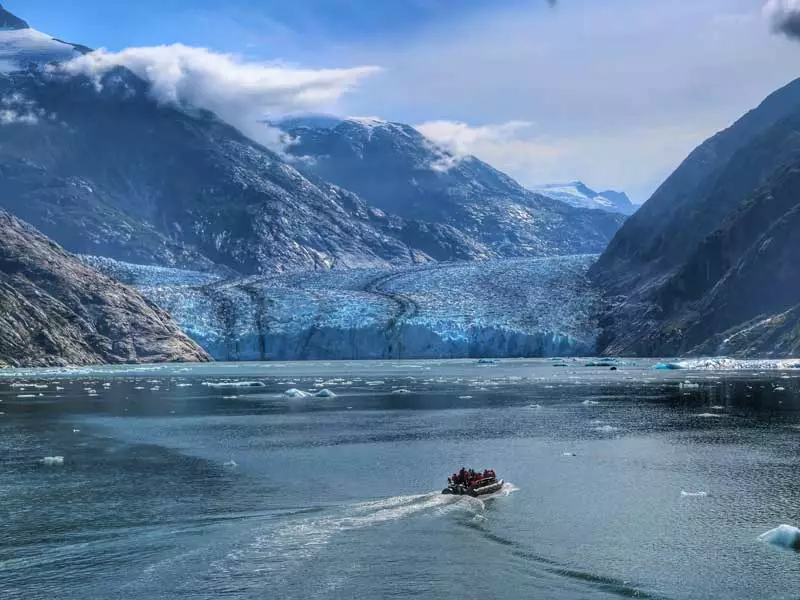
[759,525,800,550]
[284,388,311,398]
[40,456,64,466]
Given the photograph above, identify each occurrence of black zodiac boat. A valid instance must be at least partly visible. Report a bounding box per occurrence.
[442,468,503,497]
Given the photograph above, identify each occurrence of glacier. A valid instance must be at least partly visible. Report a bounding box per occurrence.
[92,255,601,361]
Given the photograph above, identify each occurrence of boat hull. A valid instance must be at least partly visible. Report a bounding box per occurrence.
[442,479,504,497]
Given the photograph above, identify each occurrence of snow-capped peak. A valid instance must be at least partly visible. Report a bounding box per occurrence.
[532,181,637,215]
[0,5,29,30]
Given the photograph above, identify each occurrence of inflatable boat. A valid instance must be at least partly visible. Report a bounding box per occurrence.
[442,473,503,497]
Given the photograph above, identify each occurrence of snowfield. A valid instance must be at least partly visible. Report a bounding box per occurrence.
[108,255,601,361]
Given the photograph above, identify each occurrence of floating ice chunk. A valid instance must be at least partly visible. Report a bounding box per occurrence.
[41,456,64,466]
[710,405,725,411]
[563,452,577,457]
[459,395,474,400]
[477,359,501,365]
[759,525,800,550]
[582,400,600,406]
[203,381,266,389]
[680,381,700,390]
[680,490,708,497]
[392,388,412,395]
[593,425,619,433]
[72,428,80,433]
[224,460,238,468]
[653,362,682,370]
[17,394,36,398]
[176,383,192,388]
[284,388,310,398]
[222,395,238,399]
[695,413,723,418]
[775,387,786,392]
[314,389,336,398]
[526,404,542,409]
[133,386,145,390]
[366,380,386,386]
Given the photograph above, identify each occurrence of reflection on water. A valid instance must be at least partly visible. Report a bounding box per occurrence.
[2,360,800,600]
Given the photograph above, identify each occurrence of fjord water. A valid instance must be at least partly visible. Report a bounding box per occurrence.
[2,360,800,600]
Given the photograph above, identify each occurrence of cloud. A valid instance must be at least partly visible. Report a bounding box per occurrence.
[0,93,46,125]
[417,119,712,201]
[764,0,800,39]
[59,44,380,151]
[331,0,797,201]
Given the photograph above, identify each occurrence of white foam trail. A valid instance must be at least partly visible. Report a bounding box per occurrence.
[209,488,510,585]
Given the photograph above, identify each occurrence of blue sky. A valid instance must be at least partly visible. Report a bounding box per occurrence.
[7,0,800,201]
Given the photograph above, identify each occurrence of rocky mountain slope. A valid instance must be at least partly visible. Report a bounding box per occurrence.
[591,77,800,357]
[280,116,626,258]
[0,211,209,367]
[532,182,637,215]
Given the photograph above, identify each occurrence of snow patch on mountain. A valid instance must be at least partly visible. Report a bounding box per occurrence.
[0,28,82,72]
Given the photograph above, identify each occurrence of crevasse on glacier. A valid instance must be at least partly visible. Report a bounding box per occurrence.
[86,255,600,360]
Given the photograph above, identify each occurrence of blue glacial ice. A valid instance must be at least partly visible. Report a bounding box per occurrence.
[94,255,602,361]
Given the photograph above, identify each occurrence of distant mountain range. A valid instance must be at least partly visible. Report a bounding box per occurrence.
[592,77,800,358]
[0,7,625,278]
[279,116,626,259]
[531,182,637,215]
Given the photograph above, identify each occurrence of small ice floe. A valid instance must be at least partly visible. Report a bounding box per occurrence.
[55,386,64,391]
[459,396,474,400]
[680,490,708,497]
[775,387,787,392]
[593,425,619,434]
[582,400,600,406]
[391,388,412,395]
[72,429,81,434]
[176,383,192,388]
[314,389,336,398]
[222,395,238,400]
[40,456,64,466]
[477,359,500,366]
[759,524,800,550]
[710,405,725,411]
[102,383,111,388]
[223,460,238,469]
[563,452,577,457]
[17,394,36,399]
[680,381,700,390]
[695,413,723,418]
[284,388,310,398]
[365,380,386,386]
[150,387,160,391]
[203,381,266,389]
[32,384,48,390]
[526,404,543,410]
[133,386,145,390]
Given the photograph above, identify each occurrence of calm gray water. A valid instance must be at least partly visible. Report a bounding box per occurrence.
[2,359,800,600]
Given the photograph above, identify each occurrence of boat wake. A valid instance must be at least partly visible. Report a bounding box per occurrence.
[204,484,517,593]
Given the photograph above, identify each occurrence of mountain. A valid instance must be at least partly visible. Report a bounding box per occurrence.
[0,210,209,367]
[532,182,637,215]
[591,77,800,357]
[280,116,626,258]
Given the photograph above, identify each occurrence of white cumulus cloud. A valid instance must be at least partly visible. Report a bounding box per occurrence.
[59,44,380,151]
[417,119,708,201]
